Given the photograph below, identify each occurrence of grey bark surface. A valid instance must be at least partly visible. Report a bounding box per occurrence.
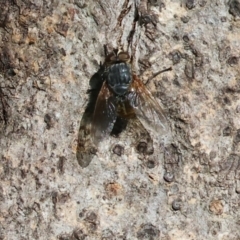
[0,0,240,239]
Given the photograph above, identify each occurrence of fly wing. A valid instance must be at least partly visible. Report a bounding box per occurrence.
[76,70,105,168]
[91,81,118,145]
[76,113,97,168]
[127,75,169,134]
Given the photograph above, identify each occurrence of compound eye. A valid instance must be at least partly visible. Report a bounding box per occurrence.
[105,52,117,64]
[118,52,130,62]
[109,54,117,62]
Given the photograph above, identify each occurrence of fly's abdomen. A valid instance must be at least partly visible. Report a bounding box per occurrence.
[106,62,132,96]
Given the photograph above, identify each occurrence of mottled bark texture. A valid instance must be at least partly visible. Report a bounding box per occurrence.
[0,0,240,239]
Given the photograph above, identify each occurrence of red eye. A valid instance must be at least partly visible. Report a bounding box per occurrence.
[118,52,130,61]
[109,55,117,62]
[105,52,117,64]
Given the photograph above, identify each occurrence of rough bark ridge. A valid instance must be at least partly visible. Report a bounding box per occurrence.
[0,0,240,239]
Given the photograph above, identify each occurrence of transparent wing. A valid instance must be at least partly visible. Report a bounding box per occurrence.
[127,75,169,134]
[76,113,97,168]
[91,81,118,145]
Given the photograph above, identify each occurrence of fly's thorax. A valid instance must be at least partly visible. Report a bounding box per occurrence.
[105,62,132,96]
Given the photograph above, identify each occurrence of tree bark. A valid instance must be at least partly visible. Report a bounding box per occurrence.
[1,0,240,239]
